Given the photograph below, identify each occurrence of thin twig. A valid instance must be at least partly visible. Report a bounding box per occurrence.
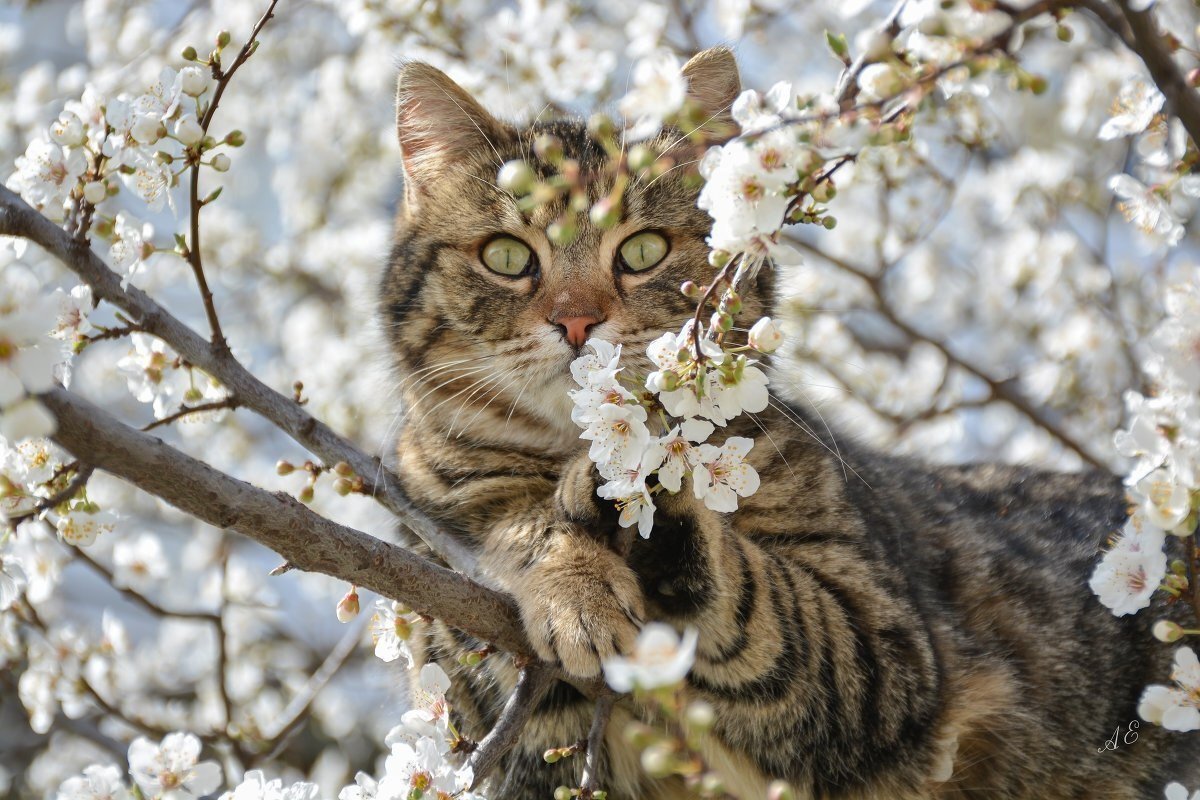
[142,397,239,431]
[256,615,369,762]
[833,0,909,106]
[184,0,282,354]
[71,544,221,622]
[6,463,93,526]
[467,666,556,788]
[579,690,618,798]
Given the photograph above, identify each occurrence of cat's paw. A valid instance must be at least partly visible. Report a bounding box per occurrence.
[554,451,617,532]
[512,537,644,679]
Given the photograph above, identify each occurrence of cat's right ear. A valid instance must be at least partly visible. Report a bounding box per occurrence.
[395,63,506,196]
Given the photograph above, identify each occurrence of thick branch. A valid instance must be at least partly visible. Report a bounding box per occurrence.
[38,386,532,658]
[0,184,475,575]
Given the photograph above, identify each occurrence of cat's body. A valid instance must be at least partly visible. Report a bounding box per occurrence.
[381,51,1200,798]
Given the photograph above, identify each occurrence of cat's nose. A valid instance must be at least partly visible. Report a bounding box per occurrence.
[551,314,603,348]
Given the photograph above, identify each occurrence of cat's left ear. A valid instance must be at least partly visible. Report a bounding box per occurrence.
[681,46,741,139]
[395,63,508,195]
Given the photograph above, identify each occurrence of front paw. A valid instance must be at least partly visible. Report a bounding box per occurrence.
[554,452,617,531]
[512,535,645,679]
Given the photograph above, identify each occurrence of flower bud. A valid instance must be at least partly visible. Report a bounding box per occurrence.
[587,112,615,141]
[708,249,731,269]
[627,144,655,172]
[711,311,733,333]
[336,587,360,622]
[276,460,295,476]
[685,700,715,731]
[822,216,838,230]
[1056,24,1073,42]
[182,46,198,61]
[179,65,210,97]
[298,486,314,503]
[131,116,162,145]
[749,317,784,353]
[640,742,676,778]
[183,387,203,403]
[174,116,204,146]
[498,160,536,194]
[216,30,231,48]
[211,153,232,172]
[553,787,572,800]
[768,781,796,800]
[225,130,246,147]
[680,280,700,298]
[458,650,484,667]
[1154,620,1185,643]
[333,461,354,477]
[547,217,578,246]
[332,477,354,496]
[533,134,563,164]
[857,62,904,102]
[83,181,107,205]
[544,749,562,764]
[811,180,836,203]
[589,197,620,229]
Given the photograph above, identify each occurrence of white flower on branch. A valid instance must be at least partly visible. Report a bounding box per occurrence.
[376,737,475,800]
[219,770,319,800]
[55,507,117,547]
[58,764,133,800]
[370,599,415,666]
[603,622,697,692]
[620,50,687,140]
[1166,782,1200,800]
[7,136,88,220]
[107,212,153,284]
[1098,78,1164,140]
[581,402,652,476]
[1089,516,1167,616]
[127,732,222,800]
[117,333,177,418]
[1139,646,1200,732]
[598,467,659,538]
[692,436,760,513]
[1108,174,1184,246]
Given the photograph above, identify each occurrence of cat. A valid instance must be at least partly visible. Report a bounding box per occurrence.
[379,47,1200,799]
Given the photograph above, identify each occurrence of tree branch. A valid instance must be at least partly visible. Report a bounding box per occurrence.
[1098,0,1200,149]
[37,386,533,658]
[0,183,476,575]
[579,689,617,798]
[466,665,555,787]
[788,236,1109,470]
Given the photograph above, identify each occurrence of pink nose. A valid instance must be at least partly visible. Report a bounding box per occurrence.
[552,315,603,348]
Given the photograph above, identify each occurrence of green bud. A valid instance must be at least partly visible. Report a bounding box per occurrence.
[587,112,616,141]
[544,749,562,764]
[593,792,607,800]
[1172,559,1189,575]
[298,485,314,504]
[498,160,536,194]
[183,387,203,403]
[533,134,563,164]
[767,781,796,800]
[589,197,621,229]
[553,787,572,800]
[623,722,657,748]
[547,218,578,246]
[822,216,838,230]
[216,30,231,48]
[333,461,354,477]
[276,460,295,476]
[332,477,354,496]
[181,46,198,61]
[685,700,716,731]
[708,249,731,269]
[627,144,655,173]
[1028,74,1048,95]
[1056,24,1073,42]
[1153,620,1185,643]
[458,650,484,667]
[698,774,724,795]
[659,371,679,391]
[811,181,836,203]
[824,30,850,62]
[640,743,675,778]
[225,130,246,147]
[681,280,700,298]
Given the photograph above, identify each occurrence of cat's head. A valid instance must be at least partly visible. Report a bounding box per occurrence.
[381,48,771,442]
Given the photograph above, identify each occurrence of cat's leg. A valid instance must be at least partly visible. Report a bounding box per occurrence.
[479,502,646,680]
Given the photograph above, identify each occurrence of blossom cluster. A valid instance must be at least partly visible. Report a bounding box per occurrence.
[1090,270,1200,618]
[569,315,783,537]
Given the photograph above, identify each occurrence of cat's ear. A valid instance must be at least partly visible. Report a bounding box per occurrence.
[395,63,506,192]
[681,46,742,138]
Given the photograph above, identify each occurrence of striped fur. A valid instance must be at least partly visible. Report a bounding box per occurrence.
[380,53,1200,798]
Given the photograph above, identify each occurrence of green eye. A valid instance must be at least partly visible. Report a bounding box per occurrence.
[481,237,533,276]
[618,231,669,272]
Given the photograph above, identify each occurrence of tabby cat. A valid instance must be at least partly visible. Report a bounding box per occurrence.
[380,48,1200,799]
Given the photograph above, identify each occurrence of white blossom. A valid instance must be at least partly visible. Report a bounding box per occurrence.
[1089,518,1166,616]
[370,599,414,666]
[603,622,698,692]
[219,770,319,800]
[620,50,687,139]
[127,732,222,800]
[1099,78,1164,140]
[692,436,760,512]
[1139,646,1200,731]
